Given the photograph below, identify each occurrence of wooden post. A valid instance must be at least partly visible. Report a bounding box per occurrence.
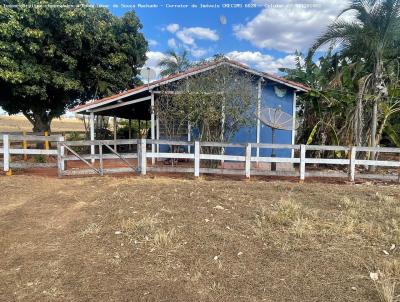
[113,116,117,152]
[187,122,191,153]
[128,118,132,151]
[291,92,297,158]
[138,138,147,175]
[60,136,65,171]
[23,131,28,161]
[99,142,104,176]
[57,140,62,177]
[194,141,200,177]
[245,143,251,179]
[150,92,155,165]
[3,134,10,173]
[156,114,160,160]
[300,144,306,181]
[44,131,49,152]
[256,78,262,163]
[220,100,225,167]
[90,112,95,163]
[349,146,356,182]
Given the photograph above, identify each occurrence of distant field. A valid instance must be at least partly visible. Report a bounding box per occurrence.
[0,115,85,133]
[0,175,399,301]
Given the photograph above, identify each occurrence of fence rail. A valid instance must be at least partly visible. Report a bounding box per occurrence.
[1,134,64,171]
[1,133,399,182]
[54,138,400,182]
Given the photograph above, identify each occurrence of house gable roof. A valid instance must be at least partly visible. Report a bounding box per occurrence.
[71,58,309,113]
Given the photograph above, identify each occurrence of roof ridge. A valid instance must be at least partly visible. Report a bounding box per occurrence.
[71,58,309,112]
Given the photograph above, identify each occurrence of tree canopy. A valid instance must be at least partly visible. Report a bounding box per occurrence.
[157,50,192,77]
[284,0,400,152]
[0,0,148,132]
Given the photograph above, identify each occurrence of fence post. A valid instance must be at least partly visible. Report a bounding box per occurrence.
[194,141,200,177]
[60,136,65,171]
[139,138,147,175]
[349,146,356,182]
[44,131,49,156]
[57,141,62,177]
[23,131,28,161]
[245,143,251,179]
[300,144,306,181]
[99,142,104,176]
[3,134,10,173]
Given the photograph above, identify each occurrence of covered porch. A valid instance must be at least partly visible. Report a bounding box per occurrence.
[74,89,193,165]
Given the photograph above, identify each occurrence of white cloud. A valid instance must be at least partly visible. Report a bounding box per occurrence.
[226,50,300,74]
[189,47,208,58]
[148,39,158,46]
[142,51,167,80]
[166,23,180,33]
[176,27,219,46]
[168,38,177,49]
[234,0,350,52]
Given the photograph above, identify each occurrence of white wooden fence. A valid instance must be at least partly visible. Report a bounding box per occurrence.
[56,138,400,182]
[1,134,64,170]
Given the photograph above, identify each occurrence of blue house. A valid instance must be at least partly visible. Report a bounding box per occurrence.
[71,58,308,159]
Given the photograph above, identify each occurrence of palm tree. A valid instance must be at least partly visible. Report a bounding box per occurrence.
[158,50,191,77]
[308,0,400,151]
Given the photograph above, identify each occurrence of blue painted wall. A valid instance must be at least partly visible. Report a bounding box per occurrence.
[159,80,295,158]
[226,81,294,157]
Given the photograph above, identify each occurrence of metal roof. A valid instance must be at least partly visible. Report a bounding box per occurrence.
[71,58,309,113]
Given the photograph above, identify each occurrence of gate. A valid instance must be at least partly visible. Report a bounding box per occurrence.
[57,139,140,176]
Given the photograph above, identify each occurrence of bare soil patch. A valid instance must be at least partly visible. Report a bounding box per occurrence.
[0,175,399,301]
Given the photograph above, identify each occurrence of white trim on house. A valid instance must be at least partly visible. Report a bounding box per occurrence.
[256,78,262,160]
[291,92,297,158]
[88,96,151,113]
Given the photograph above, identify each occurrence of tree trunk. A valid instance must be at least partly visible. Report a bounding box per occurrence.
[22,111,52,149]
[370,59,387,171]
[354,75,369,146]
[23,111,52,133]
[32,117,51,133]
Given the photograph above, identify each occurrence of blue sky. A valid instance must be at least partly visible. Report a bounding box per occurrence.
[90,0,350,76]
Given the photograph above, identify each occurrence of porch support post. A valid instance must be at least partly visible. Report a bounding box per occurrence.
[256,78,262,163]
[113,116,117,151]
[187,122,191,153]
[156,114,160,157]
[150,92,155,165]
[89,112,95,163]
[291,91,297,158]
[221,98,225,167]
[128,118,132,150]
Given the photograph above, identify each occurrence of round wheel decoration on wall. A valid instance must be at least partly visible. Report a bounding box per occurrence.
[274,86,287,98]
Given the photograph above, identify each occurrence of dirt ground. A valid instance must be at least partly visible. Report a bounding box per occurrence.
[0,175,399,302]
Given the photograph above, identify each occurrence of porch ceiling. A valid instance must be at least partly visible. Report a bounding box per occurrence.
[84,91,151,120]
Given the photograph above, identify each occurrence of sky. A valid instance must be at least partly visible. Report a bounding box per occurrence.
[0,0,351,115]
[88,0,351,77]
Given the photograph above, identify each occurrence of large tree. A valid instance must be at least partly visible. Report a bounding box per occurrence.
[0,0,147,132]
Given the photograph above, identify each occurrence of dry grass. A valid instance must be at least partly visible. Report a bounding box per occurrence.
[153,228,177,248]
[369,259,400,302]
[0,175,399,301]
[0,115,84,132]
[121,215,158,237]
[79,222,101,237]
